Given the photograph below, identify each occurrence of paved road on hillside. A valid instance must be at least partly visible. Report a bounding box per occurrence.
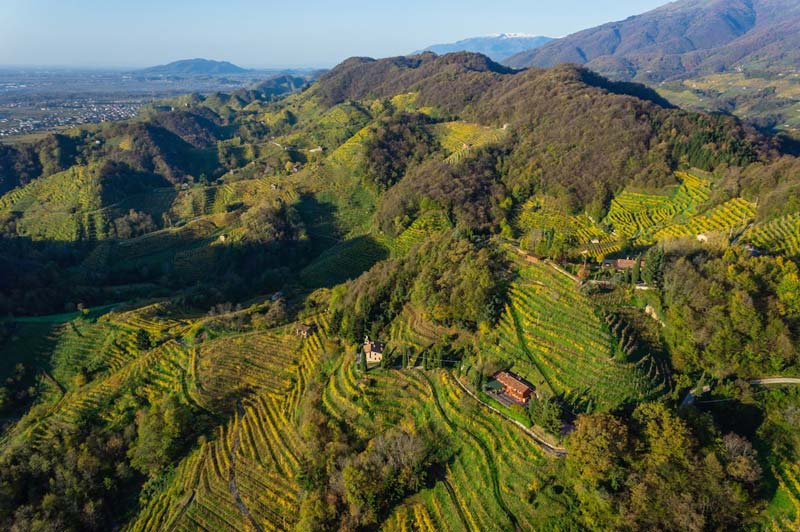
[681,377,800,408]
[747,377,800,385]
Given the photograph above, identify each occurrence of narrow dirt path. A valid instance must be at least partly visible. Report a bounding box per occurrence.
[453,375,567,457]
[229,402,263,532]
[440,477,473,532]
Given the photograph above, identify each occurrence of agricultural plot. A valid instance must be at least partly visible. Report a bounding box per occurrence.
[388,305,453,360]
[3,332,192,450]
[653,197,756,239]
[0,165,98,214]
[431,122,506,164]
[383,92,438,117]
[305,101,372,149]
[515,173,753,261]
[745,213,800,256]
[111,218,221,262]
[299,235,389,288]
[484,258,666,410]
[303,122,383,236]
[0,165,109,241]
[323,366,550,531]
[768,461,800,531]
[129,316,329,532]
[390,211,452,256]
[207,178,299,216]
[195,330,302,409]
[105,302,189,338]
[49,318,115,387]
[602,171,712,243]
[327,124,372,169]
[515,195,606,244]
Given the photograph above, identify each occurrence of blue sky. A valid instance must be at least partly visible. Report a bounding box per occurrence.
[1,0,667,68]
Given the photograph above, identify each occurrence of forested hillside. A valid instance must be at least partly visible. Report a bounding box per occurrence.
[502,0,800,138]
[0,51,799,531]
[504,0,800,82]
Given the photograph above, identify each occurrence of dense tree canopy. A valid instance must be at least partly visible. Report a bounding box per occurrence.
[663,248,800,377]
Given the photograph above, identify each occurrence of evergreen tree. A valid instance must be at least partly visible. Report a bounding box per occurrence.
[642,245,665,287]
[136,328,151,351]
[631,254,641,286]
[357,347,366,372]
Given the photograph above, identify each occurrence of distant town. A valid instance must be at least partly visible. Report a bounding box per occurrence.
[0,97,142,137]
[0,67,301,139]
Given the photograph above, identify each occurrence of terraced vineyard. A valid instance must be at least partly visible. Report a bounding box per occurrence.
[125,314,329,531]
[389,305,447,348]
[746,213,800,256]
[299,235,389,288]
[653,197,756,239]
[431,122,506,164]
[514,172,762,261]
[327,124,372,169]
[602,171,712,244]
[0,165,104,241]
[768,461,800,531]
[320,363,550,531]
[484,256,667,410]
[515,195,606,246]
[390,211,452,256]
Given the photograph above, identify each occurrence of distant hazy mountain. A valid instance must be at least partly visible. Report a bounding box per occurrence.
[420,33,553,62]
[504,0,800,82]
[141,58,250,76]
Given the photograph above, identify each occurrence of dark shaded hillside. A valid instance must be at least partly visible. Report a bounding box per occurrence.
[504,0,800,82]
[252,74,309,97]
[314,52,513,110]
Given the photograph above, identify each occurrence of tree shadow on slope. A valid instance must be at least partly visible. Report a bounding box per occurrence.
[299,235,389,289]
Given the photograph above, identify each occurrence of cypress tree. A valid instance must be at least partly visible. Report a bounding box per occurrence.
[632,254,641,286]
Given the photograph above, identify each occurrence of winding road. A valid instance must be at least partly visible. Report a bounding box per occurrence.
[747,377,800,385]
[681,377,800,408]
[452,375,567,457]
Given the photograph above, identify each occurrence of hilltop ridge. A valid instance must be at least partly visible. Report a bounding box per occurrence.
[140,58,251,76]
[504,0,800,82]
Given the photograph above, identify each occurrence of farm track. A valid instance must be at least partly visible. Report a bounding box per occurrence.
[439,477,472,532]
[452,375,567,457]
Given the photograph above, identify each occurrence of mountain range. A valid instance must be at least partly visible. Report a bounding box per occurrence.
[420,33,552,61]
[504,0,800,82]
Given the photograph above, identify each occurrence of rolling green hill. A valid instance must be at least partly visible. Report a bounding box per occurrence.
[0,51,799,531]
